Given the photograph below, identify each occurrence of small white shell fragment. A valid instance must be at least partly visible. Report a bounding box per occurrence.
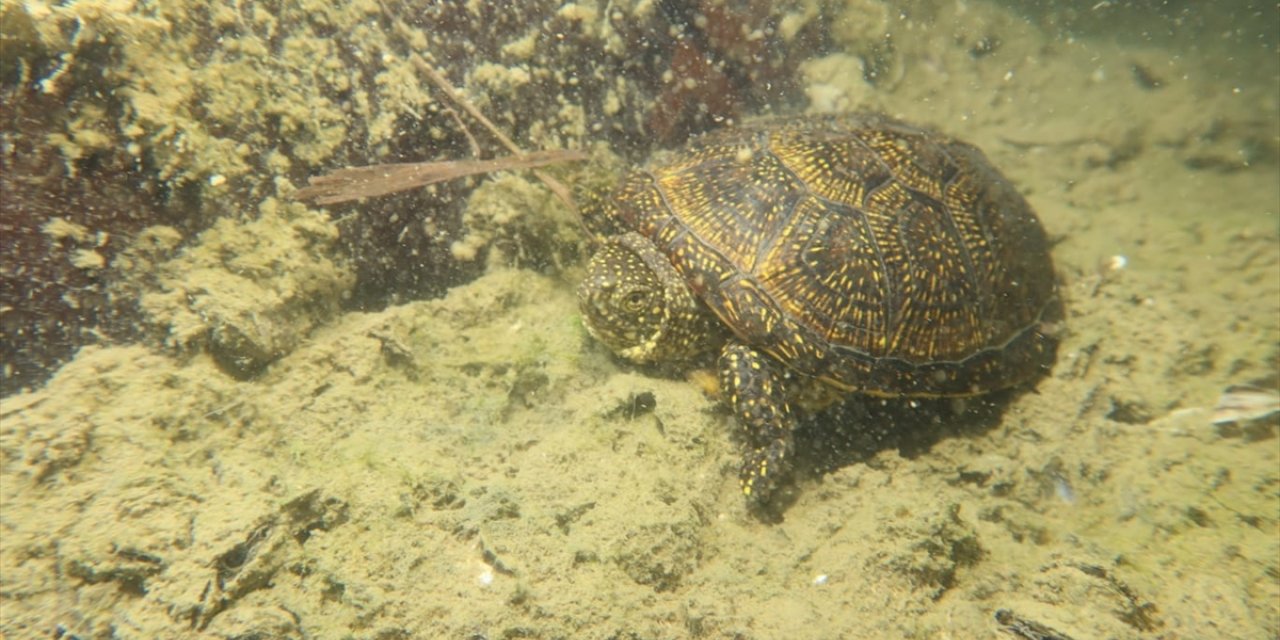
[1211,385,1280,425]
[1102,255,1127,272]
[812,574,829,586]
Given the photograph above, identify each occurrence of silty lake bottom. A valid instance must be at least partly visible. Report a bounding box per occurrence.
[1,1,1276,638]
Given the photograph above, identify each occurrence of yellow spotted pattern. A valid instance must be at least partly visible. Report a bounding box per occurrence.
[606,113,1060,397]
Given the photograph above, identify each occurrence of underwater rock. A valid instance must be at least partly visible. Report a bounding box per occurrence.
[138,201,353,380]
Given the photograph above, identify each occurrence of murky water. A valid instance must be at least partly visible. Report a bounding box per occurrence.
[2,1,1276,638]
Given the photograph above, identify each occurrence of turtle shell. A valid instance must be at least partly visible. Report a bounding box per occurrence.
[603,113,1060,396]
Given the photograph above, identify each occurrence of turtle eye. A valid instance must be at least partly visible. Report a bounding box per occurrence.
[622,290,648,313]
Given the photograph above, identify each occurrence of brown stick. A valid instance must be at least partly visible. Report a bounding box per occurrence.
[296,20,586,216]
[409,53,526,157]
[407,51,581,217]
[292,149,588,205]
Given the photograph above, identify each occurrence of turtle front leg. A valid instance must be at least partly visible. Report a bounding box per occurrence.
[719,343,797,502]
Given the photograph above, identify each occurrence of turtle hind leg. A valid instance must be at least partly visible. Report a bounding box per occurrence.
[718,343,797,503]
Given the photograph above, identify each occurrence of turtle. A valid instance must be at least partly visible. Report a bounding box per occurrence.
[576,112,1062,503]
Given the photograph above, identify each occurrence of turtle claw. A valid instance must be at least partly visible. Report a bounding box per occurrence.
[740,441,793,503]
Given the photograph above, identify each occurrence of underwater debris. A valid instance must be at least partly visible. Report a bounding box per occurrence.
[995,609,1077,640]
[293,150,588,205]
[291,51,594,282]
[1210,384,1280,425]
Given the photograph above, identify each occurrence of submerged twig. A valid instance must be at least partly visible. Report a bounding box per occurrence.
[405,51,583,217]
[292,149,588,205]
[294,40,586,215]
[407,52,524,157]
[442,102,482,159]
[296,20,589,216]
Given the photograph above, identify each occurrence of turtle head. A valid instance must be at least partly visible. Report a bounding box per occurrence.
[578,232,718,364]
